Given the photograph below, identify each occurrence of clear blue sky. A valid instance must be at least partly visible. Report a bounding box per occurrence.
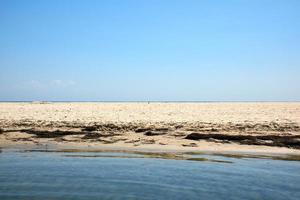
[0,0,299,101]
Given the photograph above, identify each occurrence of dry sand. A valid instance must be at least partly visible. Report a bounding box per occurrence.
[0,102,300,155]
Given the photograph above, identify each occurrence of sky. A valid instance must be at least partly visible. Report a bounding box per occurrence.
[0,0,299,101]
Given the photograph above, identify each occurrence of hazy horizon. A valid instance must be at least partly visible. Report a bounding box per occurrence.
[1,100,300,103]
[1,0,299,102]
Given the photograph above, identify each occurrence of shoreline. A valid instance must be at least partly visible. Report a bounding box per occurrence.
[1,132,300,156]
[1,102,300,156]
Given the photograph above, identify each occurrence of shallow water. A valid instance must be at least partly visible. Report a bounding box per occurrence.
[0,150,300,200]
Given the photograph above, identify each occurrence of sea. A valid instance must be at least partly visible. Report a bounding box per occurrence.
[0,149,300,200]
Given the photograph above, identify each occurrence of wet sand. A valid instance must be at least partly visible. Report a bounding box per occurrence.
[0,102,300,155]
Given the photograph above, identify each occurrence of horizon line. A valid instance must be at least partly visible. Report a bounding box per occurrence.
[1,100,300,103]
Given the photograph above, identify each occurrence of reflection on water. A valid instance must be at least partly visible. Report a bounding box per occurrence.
[61,151,234,163]
[0,149,300,200]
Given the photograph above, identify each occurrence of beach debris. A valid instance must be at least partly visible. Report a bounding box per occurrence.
[2,118,300,150]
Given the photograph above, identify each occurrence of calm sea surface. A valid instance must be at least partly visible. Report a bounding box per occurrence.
[0,150,300,200]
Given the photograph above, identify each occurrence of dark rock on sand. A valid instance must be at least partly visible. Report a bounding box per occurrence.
[135,127,152,133]
[182,143,198,147]
[175,125,184,129]
[82,126,98,132]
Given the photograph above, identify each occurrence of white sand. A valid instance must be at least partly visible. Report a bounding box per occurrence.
[0,102,300,155]
[0,102,299,124]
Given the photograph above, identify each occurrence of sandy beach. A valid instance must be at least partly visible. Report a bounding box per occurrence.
[1,102,300,155]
